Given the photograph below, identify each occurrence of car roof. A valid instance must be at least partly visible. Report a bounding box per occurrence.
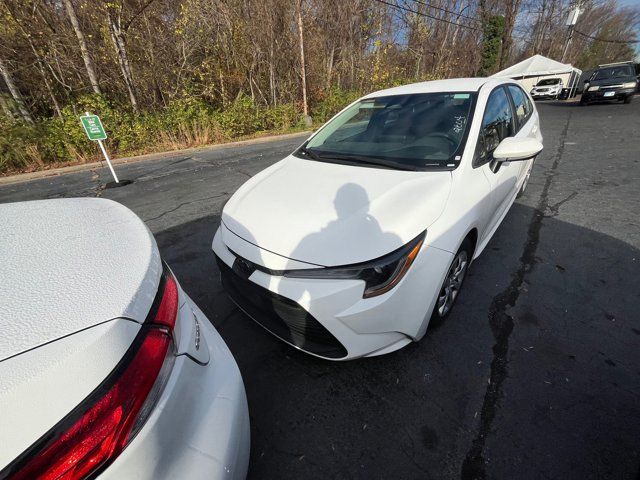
[363,77,502,99]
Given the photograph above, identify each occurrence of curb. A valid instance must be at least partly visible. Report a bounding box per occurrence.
[0,130,311,186]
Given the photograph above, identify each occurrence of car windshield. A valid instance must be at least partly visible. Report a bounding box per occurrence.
[593,66,634,80]
[298,92,476,170]
[537,78,561,86]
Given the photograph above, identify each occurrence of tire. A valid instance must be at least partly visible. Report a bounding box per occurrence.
[517,156,536,198]
[430,238,472,326]
[624,95,633,104]
[579,97,587,106]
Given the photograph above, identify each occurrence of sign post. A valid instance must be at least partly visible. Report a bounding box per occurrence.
[80,112,130,187]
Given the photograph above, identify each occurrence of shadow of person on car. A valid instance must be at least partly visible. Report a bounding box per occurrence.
[276,182,402,354]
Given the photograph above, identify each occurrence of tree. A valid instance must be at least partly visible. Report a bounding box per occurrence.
[106,4,139,112]
[499,0,522,69]
[0,56,33,122]
[479,14,505,76]
[62,0,101,95]
[296,0,309,121]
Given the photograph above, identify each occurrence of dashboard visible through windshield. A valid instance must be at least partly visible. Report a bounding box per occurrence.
[296,92,477,171]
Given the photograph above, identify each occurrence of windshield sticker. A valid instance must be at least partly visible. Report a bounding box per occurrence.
[453,115,466,134]
[453,93,470,99]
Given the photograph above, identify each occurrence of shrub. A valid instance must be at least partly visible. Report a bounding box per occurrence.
[0,89,367,174]
[218,95,262,136]
[311,88,361,124]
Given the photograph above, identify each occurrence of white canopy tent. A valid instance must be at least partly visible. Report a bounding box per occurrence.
[491,54,583,97]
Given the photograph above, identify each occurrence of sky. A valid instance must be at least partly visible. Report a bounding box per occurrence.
[617,0,640,58]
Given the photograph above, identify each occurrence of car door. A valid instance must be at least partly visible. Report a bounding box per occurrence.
[474,86,521,243]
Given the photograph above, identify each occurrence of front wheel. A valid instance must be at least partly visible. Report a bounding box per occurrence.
[624,95,633,104]
[430,239,471,325]
[517,158,535,198]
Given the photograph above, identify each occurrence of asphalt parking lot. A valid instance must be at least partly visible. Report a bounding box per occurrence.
[1,98,639,479]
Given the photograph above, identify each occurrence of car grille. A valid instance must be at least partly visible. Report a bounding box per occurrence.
[216,254,348,359]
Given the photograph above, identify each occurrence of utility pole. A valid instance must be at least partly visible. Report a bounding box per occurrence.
[561,2,582,63]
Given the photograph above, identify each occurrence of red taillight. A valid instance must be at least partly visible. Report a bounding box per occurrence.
[153,274,178,329]
[3,267,179,480]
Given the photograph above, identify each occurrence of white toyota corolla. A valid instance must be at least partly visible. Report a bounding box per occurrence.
[212,78,543,361]
[0,199,249,479]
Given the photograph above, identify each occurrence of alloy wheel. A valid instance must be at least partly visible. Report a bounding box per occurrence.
[437,250,468,317]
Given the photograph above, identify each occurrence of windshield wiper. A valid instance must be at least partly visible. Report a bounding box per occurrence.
[297,145,320,160]
[313,152,421,171]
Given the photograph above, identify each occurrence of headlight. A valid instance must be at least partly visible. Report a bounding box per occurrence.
[588,86,600,91]
[622,81,637,89]
[283,231,426,298]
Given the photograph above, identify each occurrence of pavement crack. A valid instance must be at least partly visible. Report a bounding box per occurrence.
[144,192,228,222]
[545,191,578,217]
[460,112,572,480]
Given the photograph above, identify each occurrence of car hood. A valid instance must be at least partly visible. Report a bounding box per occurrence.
[222,156,452,267]
[0,198,161,361]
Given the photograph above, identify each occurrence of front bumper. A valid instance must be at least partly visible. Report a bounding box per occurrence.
[581,88,635,102]
[101,292,250,480]
[212,227,453,360]
[530,90,560,99]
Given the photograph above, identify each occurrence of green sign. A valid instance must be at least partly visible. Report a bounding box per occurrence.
[80,114,107,141]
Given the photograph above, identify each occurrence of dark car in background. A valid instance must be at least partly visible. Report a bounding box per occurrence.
[581,62,637,105]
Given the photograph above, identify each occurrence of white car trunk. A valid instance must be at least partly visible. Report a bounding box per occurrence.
[0,198,161,469]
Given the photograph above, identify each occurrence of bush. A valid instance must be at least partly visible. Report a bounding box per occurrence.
[311,88,361,124]
[0,89,366,174]
[218,95,262,136]
[261,103,299,131]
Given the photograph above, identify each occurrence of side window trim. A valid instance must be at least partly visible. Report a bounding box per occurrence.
[506,84,533,132]
[473,85,515,168]
[503,85,518,133]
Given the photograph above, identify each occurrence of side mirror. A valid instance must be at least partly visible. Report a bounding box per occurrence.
[493,137,543,162]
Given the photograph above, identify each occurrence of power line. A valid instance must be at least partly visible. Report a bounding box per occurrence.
[573,28,639,44]
[409,0,481,24]
[372,0,481,32]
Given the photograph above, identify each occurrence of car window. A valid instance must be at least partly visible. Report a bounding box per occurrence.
[537,78,561,86]
[299,92,476,170]
[474,87,515,167]
[593,66,635,80]
[507,85,532,130]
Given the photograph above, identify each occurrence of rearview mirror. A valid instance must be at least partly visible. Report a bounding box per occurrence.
[493,137,543,162]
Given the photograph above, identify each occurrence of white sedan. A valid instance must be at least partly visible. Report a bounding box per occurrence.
[212,78,542,360]
[0,199,249,479]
